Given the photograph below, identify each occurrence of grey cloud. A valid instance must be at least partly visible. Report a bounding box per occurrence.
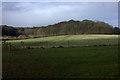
[2,2,118,27]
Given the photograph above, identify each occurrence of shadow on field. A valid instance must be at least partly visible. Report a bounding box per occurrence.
[2,45,119,78]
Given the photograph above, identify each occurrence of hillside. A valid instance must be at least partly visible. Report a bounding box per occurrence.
[1,25,20,36]
[6,34,118,48]
[1,19,120,37]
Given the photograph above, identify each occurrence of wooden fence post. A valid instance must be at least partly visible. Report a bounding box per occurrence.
[46,41,48,48]
[4,40,6,44]
[108,39,109,45]
[87,40,89,46]
[67,40,69,48]
[9,43,11,53]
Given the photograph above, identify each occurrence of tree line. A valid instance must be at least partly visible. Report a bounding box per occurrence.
[1,19,120,37]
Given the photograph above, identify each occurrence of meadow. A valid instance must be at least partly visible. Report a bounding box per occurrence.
[2,34,119,78]
[4,34,119,48]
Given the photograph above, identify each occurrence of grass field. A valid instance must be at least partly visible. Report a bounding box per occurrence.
[3,46,119,78]
[2,34,119,78]
[4,34,119,48]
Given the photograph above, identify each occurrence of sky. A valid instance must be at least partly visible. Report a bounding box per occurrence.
[2,2,118,27]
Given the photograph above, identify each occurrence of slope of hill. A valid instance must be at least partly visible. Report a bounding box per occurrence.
[0,25,20,36]
[7,34,118,48]
[1,19,120,37]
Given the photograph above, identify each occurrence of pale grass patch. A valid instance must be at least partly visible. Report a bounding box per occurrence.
[7,35,119,43]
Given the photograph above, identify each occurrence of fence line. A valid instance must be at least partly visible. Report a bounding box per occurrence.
[22,39,118,48]
[2,39,119,50]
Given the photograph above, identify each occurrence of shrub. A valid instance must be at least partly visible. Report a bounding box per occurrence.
[41,47,45,49]
[27,46,31,49]
[27,46,34,49]
[93,45,98,47]
[57,46,64,48]
[102,44,107,46]
[52,46,56,48]
[98,45,102,46]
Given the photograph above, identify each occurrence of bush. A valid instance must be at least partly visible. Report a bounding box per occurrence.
[57,46,64,48]
[98,45,102,46]
[52,46,56,48]
[41,47,45,49]
[102,44,107,46]
[93,45,98,47]
[27,46,31,49]
[27,46,34,49]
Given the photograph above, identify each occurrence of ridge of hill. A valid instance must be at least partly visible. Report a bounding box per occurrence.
[1,19,120,37]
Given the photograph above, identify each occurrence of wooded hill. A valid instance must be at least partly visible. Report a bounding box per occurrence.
[1,19,120,37]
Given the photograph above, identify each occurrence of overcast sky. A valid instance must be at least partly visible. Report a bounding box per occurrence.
[2,2,118,27]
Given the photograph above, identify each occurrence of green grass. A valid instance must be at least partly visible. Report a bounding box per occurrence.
[5,34,119,48]
[2,35,119,78]
[3,45,119,78]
